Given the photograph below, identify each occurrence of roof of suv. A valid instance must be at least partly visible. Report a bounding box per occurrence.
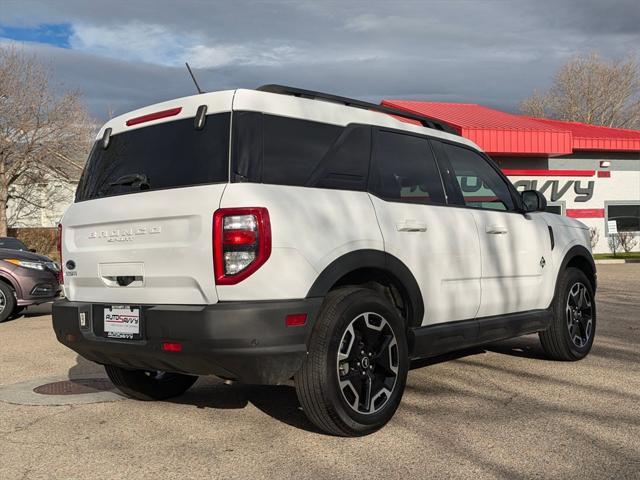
[97,88,480,151]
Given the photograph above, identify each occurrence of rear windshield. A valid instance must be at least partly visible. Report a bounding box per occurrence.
[75,112,230,202]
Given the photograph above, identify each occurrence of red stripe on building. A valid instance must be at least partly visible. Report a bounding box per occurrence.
[566,208,605,218]
[502,169,595,177]
[597,171,611,178]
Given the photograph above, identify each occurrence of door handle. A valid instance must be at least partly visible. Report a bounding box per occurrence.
[396,221,427,232]
[486,225,508,234]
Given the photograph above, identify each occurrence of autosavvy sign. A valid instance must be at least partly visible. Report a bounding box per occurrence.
[511,179,594,202]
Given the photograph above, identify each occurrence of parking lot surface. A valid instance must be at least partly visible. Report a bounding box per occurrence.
[1,265,639,480]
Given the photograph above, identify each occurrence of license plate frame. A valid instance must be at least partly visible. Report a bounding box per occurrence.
[103,305,142,340]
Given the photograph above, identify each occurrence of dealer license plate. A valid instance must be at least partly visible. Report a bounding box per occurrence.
[104,306,140,339]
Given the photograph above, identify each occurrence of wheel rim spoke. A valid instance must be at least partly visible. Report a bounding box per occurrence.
[336,312,399,415]
[565,282,593,348]
[337,323,356,362]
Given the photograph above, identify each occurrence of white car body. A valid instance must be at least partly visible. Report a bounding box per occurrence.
[53,85,597,436]
[61,88,590,326]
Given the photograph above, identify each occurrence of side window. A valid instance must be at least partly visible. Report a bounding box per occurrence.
[370,130,446,205]
[232,112,370,191]
[441,143,515,211]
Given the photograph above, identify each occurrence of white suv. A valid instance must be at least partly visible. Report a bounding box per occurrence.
[53,85,597,436]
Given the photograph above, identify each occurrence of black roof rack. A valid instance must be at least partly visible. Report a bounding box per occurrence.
[256,84,459,136]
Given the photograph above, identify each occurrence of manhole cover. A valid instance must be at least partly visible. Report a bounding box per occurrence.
[33,378,114,395]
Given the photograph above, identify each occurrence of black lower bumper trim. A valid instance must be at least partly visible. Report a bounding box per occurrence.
[52,298,323,385]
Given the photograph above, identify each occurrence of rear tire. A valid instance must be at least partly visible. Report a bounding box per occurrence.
[0,282,16,323]
[104,365,198,400]
[539,267,596,361]
[295,288,409,436]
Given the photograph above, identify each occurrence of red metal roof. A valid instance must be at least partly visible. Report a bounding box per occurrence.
[528,118,640,152]
[382,100,640,155]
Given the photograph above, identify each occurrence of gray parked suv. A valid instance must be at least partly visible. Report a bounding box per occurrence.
[0,238,60,322]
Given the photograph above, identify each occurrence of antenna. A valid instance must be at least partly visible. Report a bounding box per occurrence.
[185,62,205,94]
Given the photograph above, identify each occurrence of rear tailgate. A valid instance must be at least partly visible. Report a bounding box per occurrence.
[61,91,234,305]
[62,184,226,304]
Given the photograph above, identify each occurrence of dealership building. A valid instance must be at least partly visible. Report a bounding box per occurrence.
[383,100,640,253]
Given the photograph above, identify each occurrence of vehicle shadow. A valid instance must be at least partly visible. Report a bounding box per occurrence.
[66,353,322,433]
[169,380,323,434]
[61,327,556,436]
[68,354,105,378]
[64,342,546,435]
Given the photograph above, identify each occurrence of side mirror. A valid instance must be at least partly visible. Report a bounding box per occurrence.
[521,190,547,213]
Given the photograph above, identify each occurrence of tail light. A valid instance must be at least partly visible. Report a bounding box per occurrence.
[57,223,63,284]
[213,207,271,285]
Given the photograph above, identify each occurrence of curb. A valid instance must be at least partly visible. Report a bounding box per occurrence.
[594,259,640,264]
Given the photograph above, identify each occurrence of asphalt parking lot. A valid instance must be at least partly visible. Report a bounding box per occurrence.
[1,264,639,480]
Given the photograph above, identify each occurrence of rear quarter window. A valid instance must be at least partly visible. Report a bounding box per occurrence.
[232,112,371,191]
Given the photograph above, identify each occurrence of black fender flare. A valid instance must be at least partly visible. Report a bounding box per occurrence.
[551,244,597,307]
[306,249,424,328]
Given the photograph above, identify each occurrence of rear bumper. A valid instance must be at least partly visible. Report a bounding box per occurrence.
[52,298,323,385]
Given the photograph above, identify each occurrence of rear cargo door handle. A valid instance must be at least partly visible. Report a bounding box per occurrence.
[486,225,508,235]
[396,220,427,232]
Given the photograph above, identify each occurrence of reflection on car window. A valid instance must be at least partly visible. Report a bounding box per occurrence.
[442,143,514,211]
[370,131,446,205]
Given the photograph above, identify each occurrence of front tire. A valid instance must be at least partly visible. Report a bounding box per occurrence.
[104,365,198,400]
[295,288,409,436]
[539,267,596,361]
[0,282,16,323]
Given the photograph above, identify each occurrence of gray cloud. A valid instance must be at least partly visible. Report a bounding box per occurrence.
[1,0,638,121]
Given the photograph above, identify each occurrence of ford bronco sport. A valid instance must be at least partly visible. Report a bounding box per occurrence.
[53,85,596,436]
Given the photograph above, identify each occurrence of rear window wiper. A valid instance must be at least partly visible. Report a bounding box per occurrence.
[109,173,151,190]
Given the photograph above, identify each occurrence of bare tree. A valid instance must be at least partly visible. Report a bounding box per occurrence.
[520,53,640,129]
[0,45,93,236]
[608,234,621,256]
[616,232,638,253]
[589,227,600,250]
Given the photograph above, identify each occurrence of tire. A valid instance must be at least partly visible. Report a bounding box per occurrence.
[539,267,596,361]
[295,288,409,436]
[104,365,198,401]
[0,282,17,323]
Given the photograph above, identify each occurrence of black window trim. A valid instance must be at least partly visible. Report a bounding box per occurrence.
[430,137,526,214]
[367,126,449,207]
[605,201,640,234]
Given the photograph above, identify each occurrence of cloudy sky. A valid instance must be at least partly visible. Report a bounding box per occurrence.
[1,0,638,121]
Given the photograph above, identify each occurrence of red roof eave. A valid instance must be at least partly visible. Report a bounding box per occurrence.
[382,100,640,156]
[572,137,640,152]
[462,127,573,156]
